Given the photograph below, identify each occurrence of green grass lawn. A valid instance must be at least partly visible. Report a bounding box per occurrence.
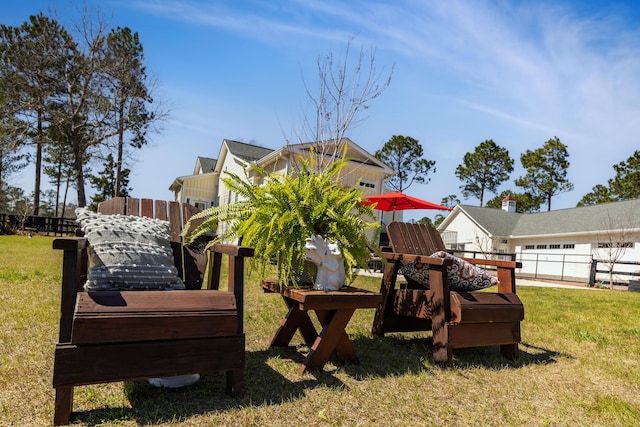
[1,235,639,426]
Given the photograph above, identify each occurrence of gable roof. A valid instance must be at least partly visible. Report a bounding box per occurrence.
[444,199,640,238]
[224,139,274,162]
[195,157,217,174]
[257,138,394,176]
[454,204,522,236]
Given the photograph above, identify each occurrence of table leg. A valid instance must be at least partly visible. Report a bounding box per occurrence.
[314,310,358,364]
[269,298,317,347]
[300,308,357,373]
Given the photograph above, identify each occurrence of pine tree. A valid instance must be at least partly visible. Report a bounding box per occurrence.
[374,135,436,192]
[515,137,573,211]
[455,140,514,206]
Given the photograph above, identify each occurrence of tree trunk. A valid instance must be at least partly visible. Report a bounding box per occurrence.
[72,135,87,207]
[54,157,62,217]
[115,105,124,197]
[33,110,43,215]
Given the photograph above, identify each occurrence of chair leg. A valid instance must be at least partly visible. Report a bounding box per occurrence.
[432,323,453,365]
[500,343,519,360]
[226,369,243,396]
[54,386,73,425]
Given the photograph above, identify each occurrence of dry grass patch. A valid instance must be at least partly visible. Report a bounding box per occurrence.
[1,235,639,426]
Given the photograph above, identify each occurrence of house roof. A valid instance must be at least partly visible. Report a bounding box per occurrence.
[171,137,392,194]
[224,139,274,162]
[257,138,394,176]
[448,199,640,238]
[196,157,217,173]
[455,204,523,236]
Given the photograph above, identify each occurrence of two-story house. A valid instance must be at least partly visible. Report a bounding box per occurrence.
[170,138,397,235]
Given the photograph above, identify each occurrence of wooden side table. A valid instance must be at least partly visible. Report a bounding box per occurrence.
[261,280,382,374]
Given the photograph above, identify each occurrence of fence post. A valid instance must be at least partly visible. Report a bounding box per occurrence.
[588,259,597,287]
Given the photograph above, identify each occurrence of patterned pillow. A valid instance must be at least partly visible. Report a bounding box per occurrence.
[75,208,185,291]
[400,250,498,291]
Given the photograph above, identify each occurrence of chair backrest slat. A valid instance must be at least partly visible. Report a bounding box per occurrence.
[388,221,446,256]
[126,198,139,216]
[140,198,154,217]
[96,197,126,215]
[167,201,182,243]
[154,200,168,221]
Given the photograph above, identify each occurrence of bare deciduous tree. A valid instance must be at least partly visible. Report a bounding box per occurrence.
[594,209,635,289]
[293,37,393,171]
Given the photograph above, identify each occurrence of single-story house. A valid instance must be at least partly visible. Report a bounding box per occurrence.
[437,196,640,283]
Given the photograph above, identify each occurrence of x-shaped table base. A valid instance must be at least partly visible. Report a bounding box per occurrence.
[262,280,382,374]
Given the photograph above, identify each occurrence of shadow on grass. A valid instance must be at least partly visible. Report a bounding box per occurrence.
[69,339,571,425]
[339,335,572,379]
[68,345,347,425]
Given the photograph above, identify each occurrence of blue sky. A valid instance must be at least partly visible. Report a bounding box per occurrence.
[5,0,640,220]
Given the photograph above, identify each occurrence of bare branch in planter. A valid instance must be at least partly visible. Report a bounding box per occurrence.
[291,36,394,172]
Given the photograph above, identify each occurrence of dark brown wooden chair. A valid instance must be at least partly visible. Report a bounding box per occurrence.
[51,197,254,425]
[371,221,524,364]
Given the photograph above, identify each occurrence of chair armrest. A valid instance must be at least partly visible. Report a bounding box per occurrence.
[461,258,522,269]
[53,237,88,251]
[381,251,454,266]
[52,237,89,343]
[210,244,255,258]
[460,258,521,293]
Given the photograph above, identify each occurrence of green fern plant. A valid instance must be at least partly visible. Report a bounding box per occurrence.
[183,147,380,287]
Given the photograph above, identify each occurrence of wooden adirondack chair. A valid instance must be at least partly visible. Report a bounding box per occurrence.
[371,221,524,364]
[51,197,254,425]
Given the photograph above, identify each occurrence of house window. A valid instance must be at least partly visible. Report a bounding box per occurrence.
[195,202,205,210]
[563,243,575,249]
[359,182,375,188]
[536,244,547,249]
[524,245,534,250]
[598,242,634,248]
[441,230,458,247]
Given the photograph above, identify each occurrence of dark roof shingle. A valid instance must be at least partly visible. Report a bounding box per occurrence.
[225,139,274,162]
[458,199,640,237]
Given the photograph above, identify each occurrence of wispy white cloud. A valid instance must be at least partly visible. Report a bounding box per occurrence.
[130,0,640,205]
[143,1,639,129]
[132,0,350,44]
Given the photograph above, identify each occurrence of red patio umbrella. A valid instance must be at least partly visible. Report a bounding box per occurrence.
[362,192,452,212]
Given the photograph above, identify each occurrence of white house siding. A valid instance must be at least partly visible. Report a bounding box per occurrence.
[218,157,248,207]
[441,212,491,254]
[212,155,250,238]
[513,234,640,283]
[179,174,217,209]
[514,235,593,281]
